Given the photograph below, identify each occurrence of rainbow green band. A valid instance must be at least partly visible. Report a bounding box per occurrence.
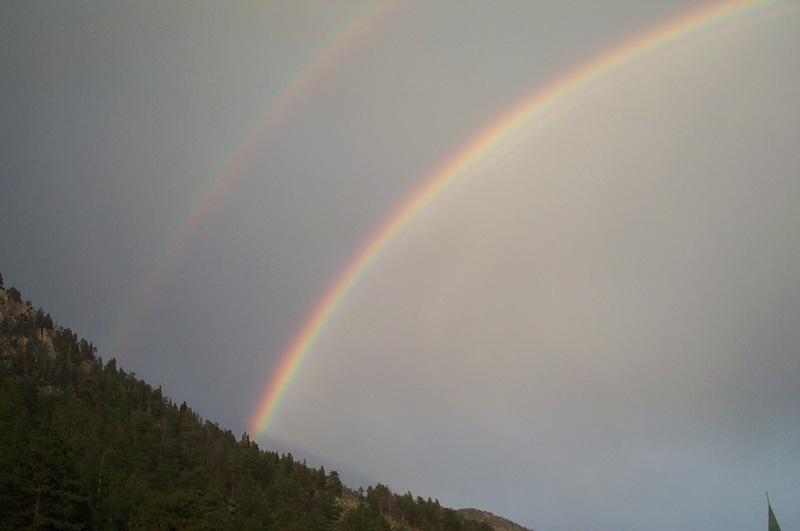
[249,0,789,438]
[112,1,395,358]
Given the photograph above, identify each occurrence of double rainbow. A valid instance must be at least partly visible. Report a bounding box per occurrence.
[247,0,789,438]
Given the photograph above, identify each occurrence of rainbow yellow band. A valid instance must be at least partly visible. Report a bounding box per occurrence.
[249,0,788,438]
[112,1,394,359]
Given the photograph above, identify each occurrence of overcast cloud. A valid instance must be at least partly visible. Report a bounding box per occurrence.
[1,2,798,530]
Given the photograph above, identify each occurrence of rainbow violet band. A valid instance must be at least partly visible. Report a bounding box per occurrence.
[112,1,394,360]
[249,0,787,439]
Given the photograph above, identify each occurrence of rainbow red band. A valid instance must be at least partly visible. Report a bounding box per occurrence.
[248,0,788,438]
[112,1,395,360]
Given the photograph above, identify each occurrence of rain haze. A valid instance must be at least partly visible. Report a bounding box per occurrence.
[1,1,798,530]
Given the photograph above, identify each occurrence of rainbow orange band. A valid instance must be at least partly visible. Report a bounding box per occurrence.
[112,1,395,358]
[249,0,789,438]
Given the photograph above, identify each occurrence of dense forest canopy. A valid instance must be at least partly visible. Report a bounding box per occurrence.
[0,276,499,530]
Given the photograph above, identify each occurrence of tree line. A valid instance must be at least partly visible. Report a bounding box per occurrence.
[0,277,492,531]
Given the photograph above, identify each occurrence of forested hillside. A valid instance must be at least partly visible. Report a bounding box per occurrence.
[0,275,495,530]
[456,509,531,531]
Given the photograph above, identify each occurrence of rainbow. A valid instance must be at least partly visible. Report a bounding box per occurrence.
[249,0,792,438]
[112,1,396,358]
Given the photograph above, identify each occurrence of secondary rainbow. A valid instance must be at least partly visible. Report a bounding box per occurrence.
[249,0,790,437]
[112,1,396,358]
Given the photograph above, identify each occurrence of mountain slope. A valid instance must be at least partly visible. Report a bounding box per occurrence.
[458,508,532,531]
[0,277,500,530]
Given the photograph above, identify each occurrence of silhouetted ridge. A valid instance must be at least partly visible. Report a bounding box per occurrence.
[0,276,500,530]
[458,508,532,531]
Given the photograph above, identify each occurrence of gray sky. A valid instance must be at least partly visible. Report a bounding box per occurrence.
[1,2,798,530]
